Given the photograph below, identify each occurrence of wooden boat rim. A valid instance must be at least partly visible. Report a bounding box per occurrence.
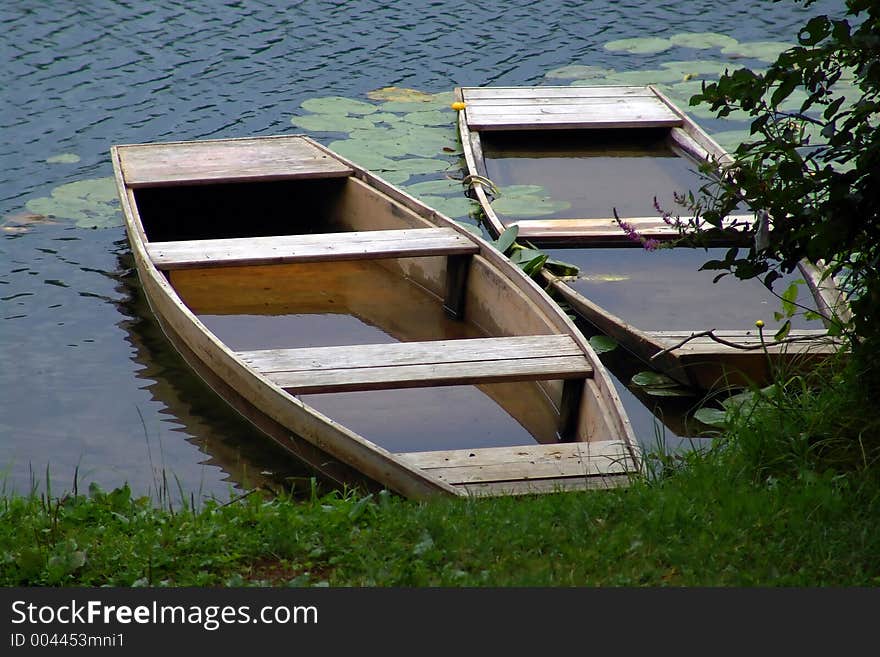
[113,134,640,496]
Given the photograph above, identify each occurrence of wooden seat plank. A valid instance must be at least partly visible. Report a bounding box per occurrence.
[461,86,655,100]
[118,136,352,187]
[397,441,637,487]
[148,227,478,270]
[238,335,593,395]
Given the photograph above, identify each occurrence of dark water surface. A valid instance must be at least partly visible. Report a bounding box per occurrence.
[1,1,839,500]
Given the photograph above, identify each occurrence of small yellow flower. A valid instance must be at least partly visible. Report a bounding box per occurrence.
[755,320,765,328]
[451,101,466,111]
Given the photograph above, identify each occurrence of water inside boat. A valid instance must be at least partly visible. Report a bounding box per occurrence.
[480,128,702,220]
[545,246,820,332]
[136,178,565,453]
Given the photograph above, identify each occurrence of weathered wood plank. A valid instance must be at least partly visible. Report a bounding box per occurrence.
[148,227,478,270]
[118,136,352,187]
[264,357,592,394]
[467,99,682,130]
[648,329,841,355]
[398,440,633,469]
[461,86,655,100]
[241,335,593,395]
[459,475,631,496]
[464,96,668,108]
[511,215,752,244]
[239,334,582,372]
[466,98,673,114]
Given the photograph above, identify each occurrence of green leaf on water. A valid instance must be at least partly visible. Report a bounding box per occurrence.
[544,257,579,277]
[326,140,398,171]
[545,64,612,80]
[417,195,480,219]
[631,371,681,388]
[367,86,436,103]
[642,386,696,397]
[46,153,81,164]
[721,41,793,62]
[25,177,122,229]
[300,96,379,115]
[589,335,618,354]
[291,114,376,133]
[402,110,453,127]
[520,254,548,276]
[774,319,792,342]
[404,179,462,197]
[456,221,484,237]
[604,37,672,54]
[387,157,450,175]
[491,194,571,218]
[668,32,739,50]
[693,407,728,427]
[493,225,519,255]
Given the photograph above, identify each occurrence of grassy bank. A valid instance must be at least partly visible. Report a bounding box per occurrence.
[2,459,878,587]
[3,359,878,587]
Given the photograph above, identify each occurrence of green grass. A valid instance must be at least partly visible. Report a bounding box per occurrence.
[3,358,878,587]
[1,460,878,587]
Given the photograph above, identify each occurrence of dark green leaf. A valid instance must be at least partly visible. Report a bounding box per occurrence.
[774,319,792,342]
[589,335,618,354]
[493,225,519,255]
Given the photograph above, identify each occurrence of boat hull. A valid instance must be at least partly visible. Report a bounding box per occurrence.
[113,135,640,497]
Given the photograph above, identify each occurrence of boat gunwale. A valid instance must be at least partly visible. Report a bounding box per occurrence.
[455,85,849,389]
[113,134,641,496]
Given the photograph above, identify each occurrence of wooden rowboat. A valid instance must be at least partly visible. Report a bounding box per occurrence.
[111,135,640,498]
[455,85,847,390]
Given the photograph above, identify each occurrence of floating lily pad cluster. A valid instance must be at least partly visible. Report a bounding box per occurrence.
[603,32,788,60]
[24,177,122,229]
[545,31,860,153]
[630,370,695,398]
[693,385,778,427]
[290,87,485,222]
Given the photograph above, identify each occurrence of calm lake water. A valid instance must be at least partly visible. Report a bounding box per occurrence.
[1,0,839,501]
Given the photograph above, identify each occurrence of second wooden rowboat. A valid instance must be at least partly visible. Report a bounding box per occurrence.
[112,134,640,498]
[455,85,847,390]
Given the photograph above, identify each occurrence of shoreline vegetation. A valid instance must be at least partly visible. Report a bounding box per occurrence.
[5,1,877,587]
[2,357,878,587]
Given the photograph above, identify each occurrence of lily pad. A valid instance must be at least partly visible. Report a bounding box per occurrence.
[46,153,81,164]
[418,195,479,219]
[402,110,453,127]
[604,37,672,55]
[499,184,546,197]
[404,179,462,197]
[377,170,412,186]
[721,41,793,62]
[491,195,571,218]
[631,371,681,388]
[601,68,687,85]
[456,221,484,237]
[381,99,447,113]
[642,387,696,397]
[25,177,121,229]
[300,96,379,115]
[347,125,457,158]
[693,407,728,427]
[367,86,436,103]
[290,114,375,133]
[669,32,739,50]
[589,335,618,354]
[545,64,611,80]
[660,60,734,78]
[327,140,399,171]
[388,157,450,175]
